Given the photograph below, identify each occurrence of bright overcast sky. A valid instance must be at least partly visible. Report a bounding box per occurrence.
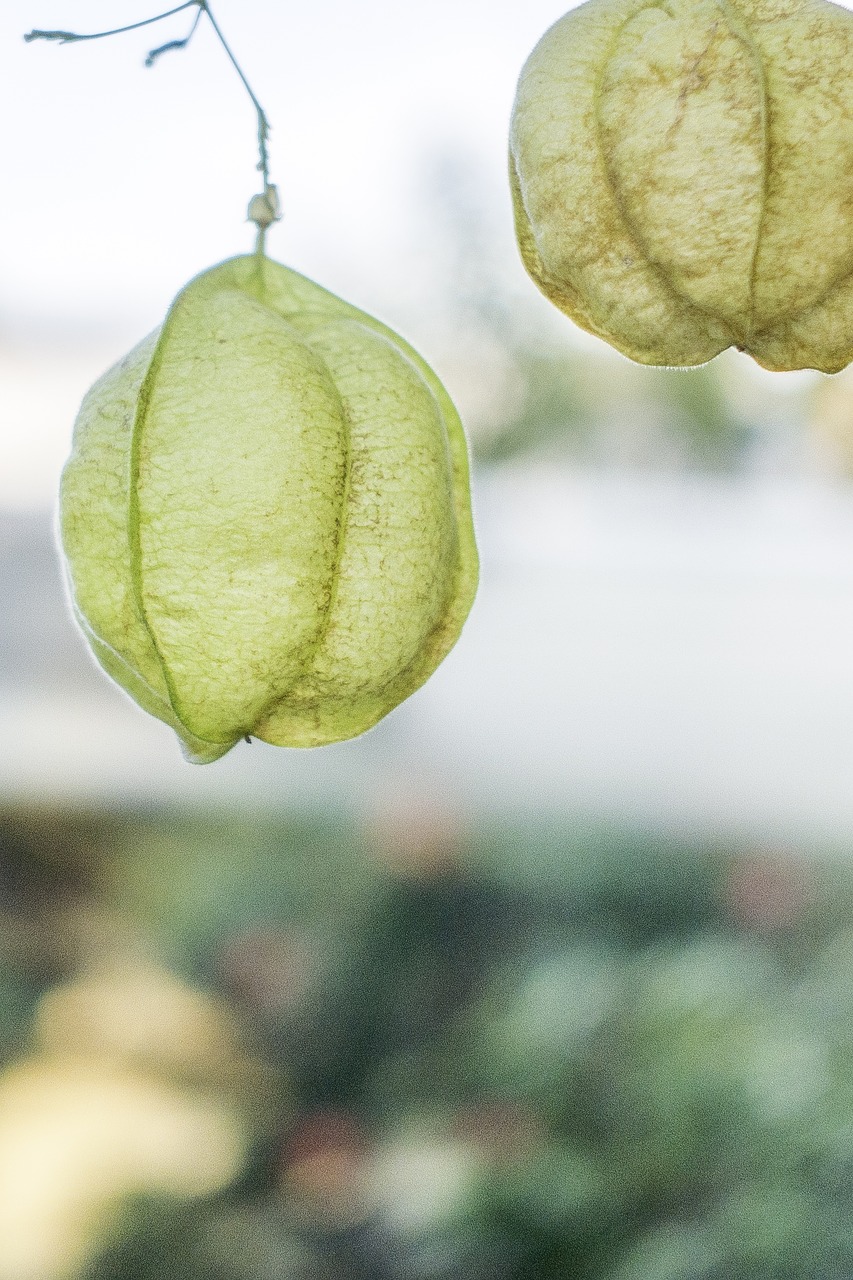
[1,0,578,506]
[8,2,853,837]
[2,0,574,327]
[0,0,828,508]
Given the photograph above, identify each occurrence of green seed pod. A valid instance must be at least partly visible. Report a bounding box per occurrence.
[60,256,478,763]
[510,0,853,372]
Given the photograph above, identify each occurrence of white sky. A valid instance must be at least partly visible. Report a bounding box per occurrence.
[0,0,575,508]
[7,3,853,839]
[2,0,571,323]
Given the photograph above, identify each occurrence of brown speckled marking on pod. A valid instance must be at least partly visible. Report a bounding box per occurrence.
[511,0,853,371]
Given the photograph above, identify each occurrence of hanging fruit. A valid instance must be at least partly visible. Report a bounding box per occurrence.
[29,3,478,763]
[510,0,853,372]
[60,256,477,762]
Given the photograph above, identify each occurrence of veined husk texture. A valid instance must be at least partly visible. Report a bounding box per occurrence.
[510,0,853,371]
[60,256,478,763]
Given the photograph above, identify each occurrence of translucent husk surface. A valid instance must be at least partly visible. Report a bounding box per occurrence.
[60,256,478,762]
[510,0,853,371]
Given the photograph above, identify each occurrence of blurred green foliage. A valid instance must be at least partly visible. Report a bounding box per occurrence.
[473,350,755,471]
[0,805,851,1279]
[419,150,807,473]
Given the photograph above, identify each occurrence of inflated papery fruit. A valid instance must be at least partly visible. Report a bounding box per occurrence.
[510,0,853,372]
[60,256,478,763]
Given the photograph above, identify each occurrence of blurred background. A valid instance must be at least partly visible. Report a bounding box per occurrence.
[6,1,853,1276]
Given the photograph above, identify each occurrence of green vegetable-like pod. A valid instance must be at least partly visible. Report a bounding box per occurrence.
[510,0,853,372]
[60,256,478,763]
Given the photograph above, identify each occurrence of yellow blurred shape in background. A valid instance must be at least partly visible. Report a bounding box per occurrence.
[0,1061,245,1280]
[0,962,271,1280]
[35,961,263,1090]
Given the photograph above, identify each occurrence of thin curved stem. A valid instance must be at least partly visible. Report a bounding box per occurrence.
[145,4,204,67]
[202,3,271,188]
[25,1,276,205]
[24,3,199,46]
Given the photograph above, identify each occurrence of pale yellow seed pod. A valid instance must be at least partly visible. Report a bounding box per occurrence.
[60,256,478,763]
[510,0,853,372]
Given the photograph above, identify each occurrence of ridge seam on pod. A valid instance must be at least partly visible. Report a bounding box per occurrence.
[721,0,770,335]
[261,325,355,725]
[508,148,599,336]
[728,9,853,339]
[755,241,853,338]
[77,612,171,717]
[127,295,237,750]
[593,2,739,348]
[125,322,202,740]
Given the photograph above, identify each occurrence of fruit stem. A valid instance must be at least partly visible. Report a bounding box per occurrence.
[24,4,200,48]
[200,3,272,193]
[24,1,279,241]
